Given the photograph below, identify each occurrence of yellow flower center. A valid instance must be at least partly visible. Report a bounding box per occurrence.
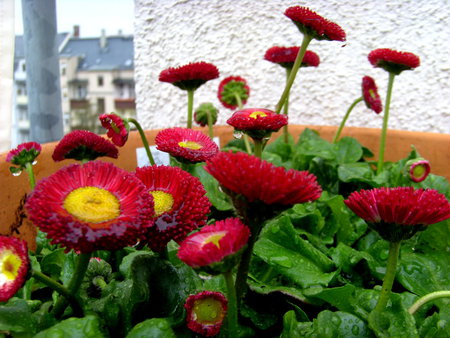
[202,232,226,248]
[412,164,426,178]
[63,186,120,225]
[1,252,22,281]
[249,111,267,119]
[178,141,203,150]
[193,297,225,324]
[150,190,174,216]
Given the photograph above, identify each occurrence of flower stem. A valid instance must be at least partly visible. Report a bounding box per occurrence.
[206,109,214,139]
[233,92,252,154]
[253,139,263,158]
[128,118,156,166]
[234,92,243,110]
[332,97,363,144]
[377,72,396,174]
[374,241,401,313]
[408,290,450,315]
[235,230,259,305]
[223,270,238,338]
[283,67,292,143]
[32,270,84,316]
[52,252,91,318]
[275,34,313,114]
[187,89,195,129]
[24,162,36,189]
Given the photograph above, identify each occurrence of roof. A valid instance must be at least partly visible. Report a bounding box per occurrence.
[60,36,134,71]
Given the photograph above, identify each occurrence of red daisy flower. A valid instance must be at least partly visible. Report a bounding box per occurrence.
[177,218,250,271]
[205,151,322,205]
[155,127,219,163]
[345,187,450,241]
[99,113,129,147]
[0,236,29,302]
[264,47,320,68]
[134,165,211,252]
[185,291,228,337]
[284,6,346,42]
[226,108,288,139]
[407,159,431,183]
[194,103,218,127]
[362,76,383,114]
[7,142,41,167]
[52,130,118,162]
[217,76,250,110]
[368,48,420,75]
[26,161,154,253]
[159,62,219,91]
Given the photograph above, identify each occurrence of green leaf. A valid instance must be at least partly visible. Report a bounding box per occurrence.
[126,318,176,338]
[59,250,77,286]
[334,137,364,164]
[418,311,450,337]
[191,164,232,211]
[0,298,35,334]
[34,315,106,338]
[253,216,338,288]
[368,293,418,338]
[40,248,65,279]
[295,128,336,160]
[338,163,376,185]
[264,133,294,162]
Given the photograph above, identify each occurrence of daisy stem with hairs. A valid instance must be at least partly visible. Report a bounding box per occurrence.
[253,139,263,158]
[283,68,292,143]
[206,110,214,139]
[234,92,252,154]
[128,118,156,166]
[52,252,91,317]
[24,162,36,189]
[374,240,401,313]
[275,34,313,114]
[223,270,238,338]
[32,270,84,316]
[332,97,363,143]
[187,89,195,129]
[408,290,450,315]
[377,72,396,174]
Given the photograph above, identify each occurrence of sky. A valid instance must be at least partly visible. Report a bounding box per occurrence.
[15,0,135,37]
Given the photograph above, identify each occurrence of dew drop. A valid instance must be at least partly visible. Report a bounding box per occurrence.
[352,325,360,335]
[12,170,22,176]
[270,256,292,268]
[331,315,341,325]
[379,249,389,260]
[233,131,243,139]
[32,160,37,165]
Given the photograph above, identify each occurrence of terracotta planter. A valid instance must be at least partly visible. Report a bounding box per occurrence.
[1,125,448,249]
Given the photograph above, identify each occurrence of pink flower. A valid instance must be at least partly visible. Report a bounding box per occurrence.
[185,291,228,337]
[99,113,129,147]
[217,76,250,110]
[6,142,41,167]
[407,159,431,183]
[265,47,320,68]
[362,76,382,114]
[368,48,420,74]
[284,6,346,41]
[155,127,219,163]
[159,62,219,91]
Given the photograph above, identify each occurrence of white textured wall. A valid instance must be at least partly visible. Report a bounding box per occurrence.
[134,0,450,133]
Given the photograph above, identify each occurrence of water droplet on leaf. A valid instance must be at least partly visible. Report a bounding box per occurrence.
[270,256,292,268]
[233,131,243,139]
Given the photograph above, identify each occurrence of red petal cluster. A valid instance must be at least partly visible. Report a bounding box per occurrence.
[159,62,219,90]
[345,187,450,226]
[155,127,219,163]
[0,236,29,302]
[264,47,320,68]
[177,218,250,268]
[217,76,250,110]
[227,108,288,132]
[361,76,382,114]
[185,291,228,337]
[26,161,154,253]
[205,151,322,205]
[52,130,118,162]
[368,48,420,74]
[284,6,346,41]
[99,113,129,147]
[135,165,211,252]
[6,142,42,166]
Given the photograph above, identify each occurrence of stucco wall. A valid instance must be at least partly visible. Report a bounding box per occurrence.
[134,0,450,134]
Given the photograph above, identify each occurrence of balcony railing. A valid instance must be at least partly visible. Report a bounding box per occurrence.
[70,99,90,109]
[114,98,136,110]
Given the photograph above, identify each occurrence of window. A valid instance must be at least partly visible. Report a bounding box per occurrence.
[61,63,66,76]
[97,98,105,113]
[98,76,104,87]
[76,85,87,99]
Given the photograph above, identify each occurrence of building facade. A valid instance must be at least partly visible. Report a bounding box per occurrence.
[12,29,136,146]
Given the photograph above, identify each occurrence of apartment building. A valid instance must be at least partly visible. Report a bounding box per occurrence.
[12,28,136,145]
